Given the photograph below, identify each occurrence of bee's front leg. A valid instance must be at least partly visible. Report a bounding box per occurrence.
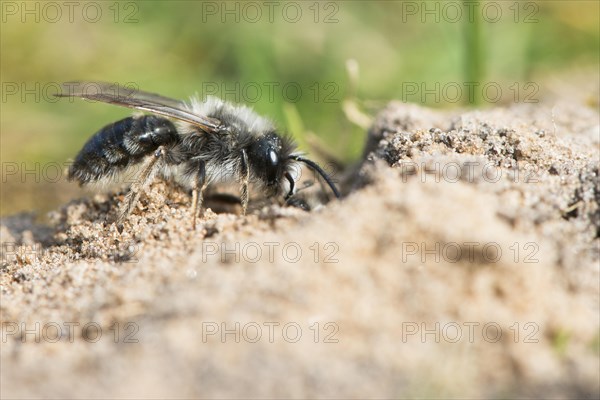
[190,160,206,230]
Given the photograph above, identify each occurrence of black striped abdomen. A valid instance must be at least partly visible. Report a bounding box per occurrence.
[69,115,179,184]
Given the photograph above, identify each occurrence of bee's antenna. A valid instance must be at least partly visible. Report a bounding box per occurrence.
[289,155,341,199]
[284,172,296,200]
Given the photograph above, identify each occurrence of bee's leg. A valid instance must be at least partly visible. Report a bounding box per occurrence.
[117,147,165,225]
[240,149,250,215]
[190,160,206,230]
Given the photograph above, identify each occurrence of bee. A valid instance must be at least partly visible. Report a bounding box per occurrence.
[55,82,340,229]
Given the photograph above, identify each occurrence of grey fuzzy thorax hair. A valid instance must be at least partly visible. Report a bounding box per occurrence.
[161,96,294,189]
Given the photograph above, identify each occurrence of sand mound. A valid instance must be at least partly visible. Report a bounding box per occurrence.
[1,101,599,398]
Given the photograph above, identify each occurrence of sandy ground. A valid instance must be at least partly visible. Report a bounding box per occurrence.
[1,100,599,398]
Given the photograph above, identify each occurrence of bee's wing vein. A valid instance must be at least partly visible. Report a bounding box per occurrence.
[55,81,222,133]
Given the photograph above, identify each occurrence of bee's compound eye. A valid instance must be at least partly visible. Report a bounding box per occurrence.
[247,133,283,187]
[266,149,279,183]
[268,149,278,166]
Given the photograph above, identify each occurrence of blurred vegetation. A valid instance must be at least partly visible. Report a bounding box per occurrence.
[1,1,598,215]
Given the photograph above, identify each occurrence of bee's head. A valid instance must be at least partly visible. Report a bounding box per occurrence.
[246,132,295,196]
[246,132,341,201]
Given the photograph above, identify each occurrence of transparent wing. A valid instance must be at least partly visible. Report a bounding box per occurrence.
[55,81,222,133]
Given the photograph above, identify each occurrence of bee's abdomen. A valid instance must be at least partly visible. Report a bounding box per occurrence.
[69,115,180,184]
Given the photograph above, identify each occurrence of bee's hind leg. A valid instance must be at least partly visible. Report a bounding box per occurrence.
[240,150,250,215]
[190,160,206,230]
[117,147,165,226]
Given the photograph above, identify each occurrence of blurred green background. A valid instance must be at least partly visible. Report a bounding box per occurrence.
[1,0,598,216]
